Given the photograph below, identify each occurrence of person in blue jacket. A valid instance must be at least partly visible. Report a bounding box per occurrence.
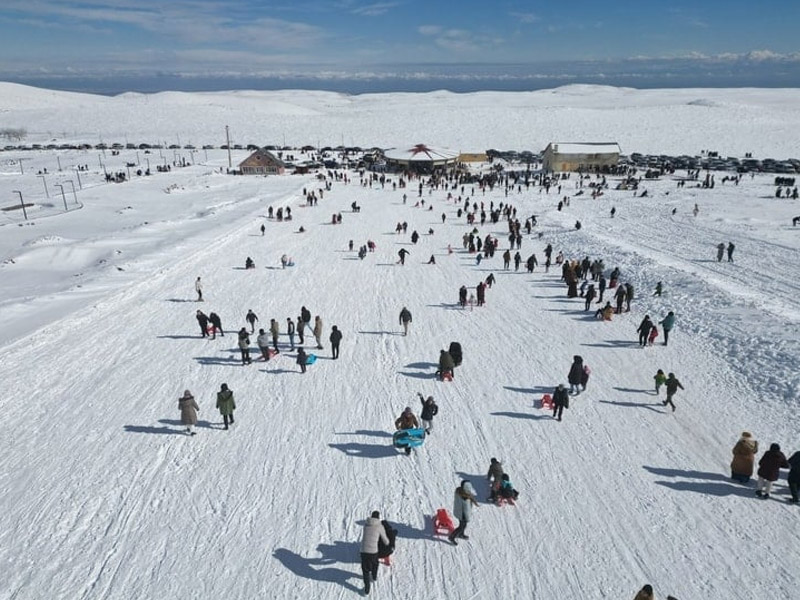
[659,311,676,346]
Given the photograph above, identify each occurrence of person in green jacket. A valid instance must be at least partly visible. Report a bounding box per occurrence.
[654,369,667,395]
[216,383,236,430]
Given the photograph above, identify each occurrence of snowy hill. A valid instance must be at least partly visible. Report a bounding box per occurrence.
[0,84,799,600]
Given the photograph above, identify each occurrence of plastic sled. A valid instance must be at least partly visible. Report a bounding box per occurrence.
[440,371,453,382]
[206,326,218,334]
[541,393,553,410]
[433,508,455,535]
[305,354,317,365]
[393,428,426,449]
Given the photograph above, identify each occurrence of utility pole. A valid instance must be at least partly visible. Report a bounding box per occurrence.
[55,184,67,211]
[225,125,232,169]
[12,190,27,220]
[57,155,62,171]
[66,180,78,203]
[75,168,82,189]
[37,174,49,198]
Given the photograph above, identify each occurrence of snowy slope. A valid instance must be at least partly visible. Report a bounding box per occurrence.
[0,85,799,600]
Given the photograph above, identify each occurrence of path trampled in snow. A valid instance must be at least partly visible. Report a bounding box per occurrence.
[1,155,798,600]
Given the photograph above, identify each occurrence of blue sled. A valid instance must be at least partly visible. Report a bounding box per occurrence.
[393,428,426,449]
[306,354,317,365]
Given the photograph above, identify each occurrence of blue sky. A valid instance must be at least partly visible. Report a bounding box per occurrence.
[2,0,800,91]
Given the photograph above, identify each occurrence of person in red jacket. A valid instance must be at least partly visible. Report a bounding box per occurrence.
[756,443,789,499]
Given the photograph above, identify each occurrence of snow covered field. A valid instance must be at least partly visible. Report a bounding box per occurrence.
[0,84,799,600]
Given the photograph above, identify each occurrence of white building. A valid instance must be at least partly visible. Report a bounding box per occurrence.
[542,142,621,172]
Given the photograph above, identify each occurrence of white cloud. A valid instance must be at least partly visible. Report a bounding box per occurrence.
[418,25,442,36]
[350,2,399,16]
[509,11,538,24]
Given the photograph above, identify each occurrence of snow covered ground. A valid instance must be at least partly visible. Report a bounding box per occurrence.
[0,84,799,600]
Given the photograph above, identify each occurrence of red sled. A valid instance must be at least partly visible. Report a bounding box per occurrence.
[496,496,516,507]
[440,371,453,382]
[379,556,391,566]
[206,326,218,335]
[433,508,455,536]
[541,393,554,410]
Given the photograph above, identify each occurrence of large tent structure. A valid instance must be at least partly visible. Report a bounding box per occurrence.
[384,143,459,169]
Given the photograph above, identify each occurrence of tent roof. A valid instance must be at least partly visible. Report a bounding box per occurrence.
[384,144,459,162]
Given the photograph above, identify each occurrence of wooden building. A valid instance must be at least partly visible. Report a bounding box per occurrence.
[239,148,285,175]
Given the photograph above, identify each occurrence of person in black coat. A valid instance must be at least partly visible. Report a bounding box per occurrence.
[567,355,584,394]
[448,342,463,367]
[296,347,308,374]
[787,451,800,503]
[584,284,596,311]
[208,312,223,339]
[329,325,342,359]
[377,520,398,561]
[637,315,653,347]
[458,285,468,307]
[196,310,209,337]
[552,384,569,421]
[419,393,439,434]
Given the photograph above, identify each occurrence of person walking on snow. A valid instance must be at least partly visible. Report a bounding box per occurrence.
[360,511,389,595]
[716,242,726,262]
[245,309,258,333]
[399,307,413,336]
[727,242,735,262]
[663,373,684,412]
[637,315,653,347]
[418,393,438,434]
[567,355,584,395]
[731,431,759,484]
[659,311,676,346]
[329,325,342,359]
[397,248,410,265]
[195,277,203,302]
[615,284,627,314]
[313,316,324,349]
[448,481,478,545]
[756,443,788,499]
[653,369,666,395]
[552,383,569,421]
[178,390,199,436]
[216,383,235,430]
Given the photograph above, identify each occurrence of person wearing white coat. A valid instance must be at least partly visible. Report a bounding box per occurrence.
[360,511,388,595]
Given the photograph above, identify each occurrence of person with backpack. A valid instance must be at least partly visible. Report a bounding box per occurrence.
[216,383,235,430]
[418,393,438,434]
[360,511,389,595]
[399,307,413,336]
[448,481,478,545]
[329,325,342,359]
